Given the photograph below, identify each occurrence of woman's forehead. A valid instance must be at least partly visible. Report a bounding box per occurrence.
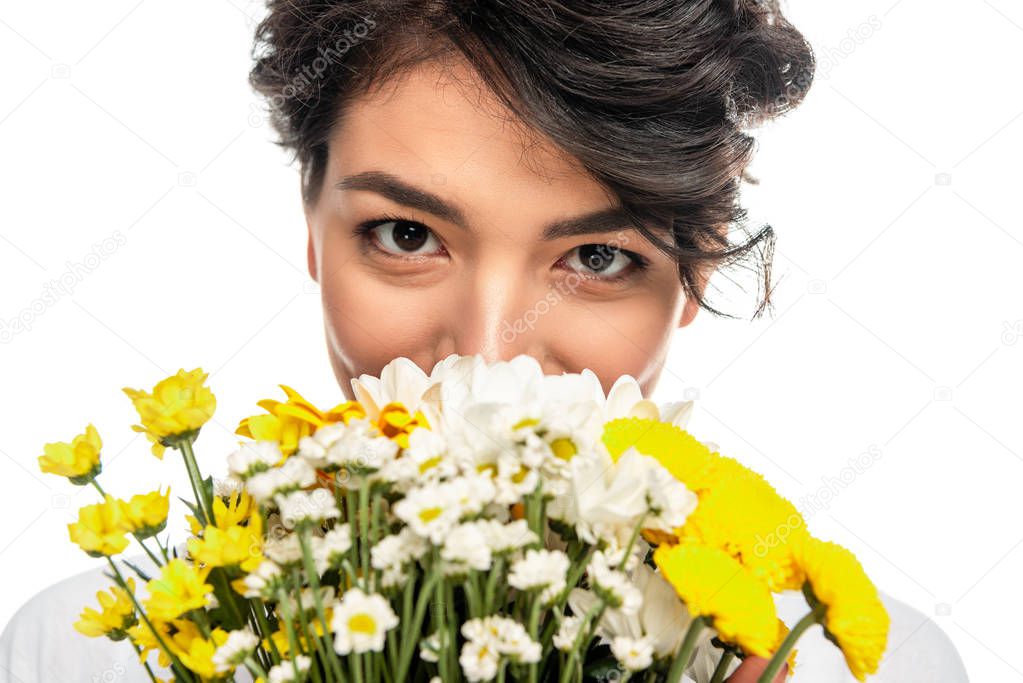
[325,57,615,219]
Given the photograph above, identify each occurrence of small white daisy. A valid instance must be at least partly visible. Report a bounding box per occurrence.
[330,587,399,654]
[212,628,259,673]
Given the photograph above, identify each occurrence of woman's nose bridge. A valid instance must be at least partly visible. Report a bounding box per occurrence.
[451,263,551,362]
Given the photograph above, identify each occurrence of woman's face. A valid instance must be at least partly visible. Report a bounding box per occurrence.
[305,55,702,400]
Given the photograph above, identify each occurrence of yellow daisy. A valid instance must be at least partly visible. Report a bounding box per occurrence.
[235,384,365,456]
[121,487,170,539]
[187,513,264,571]
[68,494,132,557]
[795,536,890,681]
[165,619,228,679]
[127,618,175,668]
[186,489,257,536]
[38,423,103,484]
[74,577,137,640]
[143,559,213,622]
[122,368,216,459]
[654,543,778,657]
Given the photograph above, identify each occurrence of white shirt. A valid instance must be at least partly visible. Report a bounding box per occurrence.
[0,554,968,682]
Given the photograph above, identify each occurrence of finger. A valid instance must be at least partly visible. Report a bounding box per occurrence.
[723,655,789,683]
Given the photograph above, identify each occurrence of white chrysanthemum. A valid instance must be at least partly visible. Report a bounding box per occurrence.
[419,630,446,663]
[379,565,410,590]
[611,635,654,671]
[350,356,434,424]
[267,654,311,683]
[473,519,538,554]
[588,553,642,615]
[459,638,500,682]
[493,453,540,505]
[565,449,648,544]
[239,559,284,598]
[312,525,352,572]
[566,446,695,546]
[619,448,698,533]
[274,488,340,529]
[602,374,695,428]
[227,440,284,480]
[556,613,581,650]
[263,532,304,566]
[438,356,546,470]
[278,586,335,619]
[325,417,400,476]
[330,587,399,654]
[508,549,569,604]
[442,522,492,574]
[495,620,541,664]
[245,456,317,503]
[537,375,605,460]
[460,616,541,663]
[553,615,583,652]
[392,483,461,544]
[447,473,497,516]
[213,476,245,498]
[297,421,346,468]
[404,426,455,480]
[212,628,259,673]
[371,527,429,570]
[568,563,710,661]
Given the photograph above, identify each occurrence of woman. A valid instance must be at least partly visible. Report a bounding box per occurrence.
[1,1,969,681]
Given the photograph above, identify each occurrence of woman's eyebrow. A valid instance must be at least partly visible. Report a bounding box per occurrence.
[335,170,649,240]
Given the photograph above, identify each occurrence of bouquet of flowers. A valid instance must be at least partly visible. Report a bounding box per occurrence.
[40,354,890,683]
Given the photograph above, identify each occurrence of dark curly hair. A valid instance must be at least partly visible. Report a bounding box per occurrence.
[250,0,815,319]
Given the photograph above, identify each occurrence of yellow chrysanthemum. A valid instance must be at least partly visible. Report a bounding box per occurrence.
[795,537,890,681]
[68,494,132,557]
[187,513,263,571]
[38,423,103,484]
[235,384,365,456]
[653,543,778,657]
[165,619,228,679]
[601,417,723,494]
[122,368,216,459]
[121,487,170,539]
[376,402,431,449]
[127,618,174,667]
[143,559,213,622]
[676,457,807,591]
[74,577,137,640]
[186,489,257,535]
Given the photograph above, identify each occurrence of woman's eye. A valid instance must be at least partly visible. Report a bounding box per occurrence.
[365,219,443,257]
[564,244,640,280]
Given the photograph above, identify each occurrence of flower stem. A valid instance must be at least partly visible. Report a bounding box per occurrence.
[756,608,819,683]
[396,566,442,682]
[178,438,214,526]
[104,558,195,683]
[709,651,735,683]
[558,599,605,683]
[276,586,311,683]
[298,527,346,683]
[243,654,270,680]
[667,616,707,683]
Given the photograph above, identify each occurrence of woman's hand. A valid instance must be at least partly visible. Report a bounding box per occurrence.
[724,655,789,682]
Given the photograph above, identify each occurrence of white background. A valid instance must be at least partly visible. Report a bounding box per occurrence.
[1,0,1020,680]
